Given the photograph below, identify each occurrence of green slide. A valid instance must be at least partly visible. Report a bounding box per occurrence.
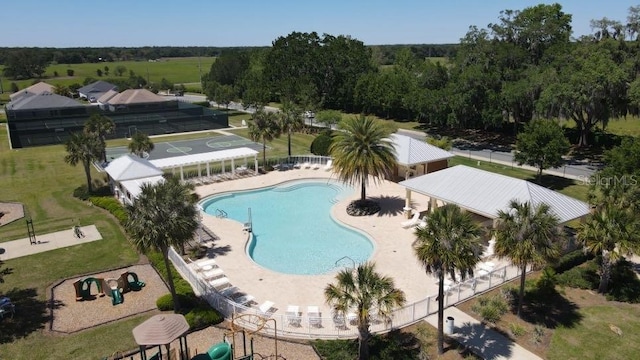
[111,289,123,306]
[207,342,231,360]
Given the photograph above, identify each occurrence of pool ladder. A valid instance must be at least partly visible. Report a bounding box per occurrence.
[243,207,253,233]
[335,256,356,269]
[215,209,227,218]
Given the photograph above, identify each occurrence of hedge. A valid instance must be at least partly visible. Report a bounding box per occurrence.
[89,196,129,224]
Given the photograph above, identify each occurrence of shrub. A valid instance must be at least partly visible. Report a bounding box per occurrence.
[536,267,557,295]
[553,250,593,274]
[156,293,198,311]
[471,295,508,324]
[310,131,333,156]
[156,294,174,311]
[89,196,128,224]
[185,305,224,329]
[509,323,526,337]
[556,260,599,289]
[606,260,640,303]
[192,101,210,107]
[67,69,74,76]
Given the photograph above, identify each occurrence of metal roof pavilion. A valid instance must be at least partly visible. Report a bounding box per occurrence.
[150,147,259,181]
[399,165,590,224]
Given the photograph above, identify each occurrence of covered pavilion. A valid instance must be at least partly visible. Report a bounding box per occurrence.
[132,313,190,360]
[150,147,259,181]
[399,164,590,226]
[389,133,454,181]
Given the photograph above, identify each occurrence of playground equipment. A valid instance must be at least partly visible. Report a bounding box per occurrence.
[120,271,146,292]
[104,278,124,306]
[226,313,280,360]
[73,277,105,301]
[73,271,144,305]
[206,342,232,360]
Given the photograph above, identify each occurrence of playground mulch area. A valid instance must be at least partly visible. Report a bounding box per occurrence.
[50,264,169,334]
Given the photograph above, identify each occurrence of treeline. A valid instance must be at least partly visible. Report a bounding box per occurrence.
[203,3,640,147]
[0,46,260,69]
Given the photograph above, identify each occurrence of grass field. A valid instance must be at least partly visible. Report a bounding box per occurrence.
[0,56,215,97]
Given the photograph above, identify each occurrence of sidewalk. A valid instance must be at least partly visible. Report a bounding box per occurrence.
[424,307,543,360]
[0,225,102,261]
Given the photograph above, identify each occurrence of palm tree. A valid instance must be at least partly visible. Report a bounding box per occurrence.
[84,113,115,163]
[64,131,103,193]
[413,204,482,355]
[125,176,199,313]
[493,200,562,318]
[248,109,281,167]
[324,262,406,360]
[329,116,396,208]
[577,204,638,293]
[278,102,304,157]
[128,132,155,158]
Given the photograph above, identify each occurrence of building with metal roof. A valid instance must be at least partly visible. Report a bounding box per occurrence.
[399,165,589,225]
[389,133,454,180]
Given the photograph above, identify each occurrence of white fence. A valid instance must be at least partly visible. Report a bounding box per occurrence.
[169,247,523,339]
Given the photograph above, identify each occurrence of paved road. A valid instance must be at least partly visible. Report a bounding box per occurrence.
[173,94,598,180]
[397,129,599,180]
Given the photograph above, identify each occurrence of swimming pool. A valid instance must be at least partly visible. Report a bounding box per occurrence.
[200,180,374,275]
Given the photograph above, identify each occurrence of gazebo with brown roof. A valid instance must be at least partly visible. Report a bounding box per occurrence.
[132,314,190,360]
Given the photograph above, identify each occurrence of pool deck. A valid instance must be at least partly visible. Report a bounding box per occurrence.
[195,168,510,321]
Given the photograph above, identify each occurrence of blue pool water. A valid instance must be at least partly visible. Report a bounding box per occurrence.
[200,180,374,275]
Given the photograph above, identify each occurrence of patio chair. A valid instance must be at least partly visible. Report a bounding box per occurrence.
[332,312,347,329]
[312,162,320,170]
[233,294,256,306]
[400,212,421,228]
[308,306,322,328]
[324,160,333,171]
[200,268,225,281]
[0,298,15,319]
[286,305,302,327]
[302,162,311,169]
[258,300,276,317]
[416,216,428,229]
[209,277,231,290]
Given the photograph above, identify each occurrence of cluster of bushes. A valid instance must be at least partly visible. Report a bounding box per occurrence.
[310,130,333,156]
[471,293,509,324]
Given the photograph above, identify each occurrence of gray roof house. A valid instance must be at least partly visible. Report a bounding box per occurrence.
[9,82,55,101]
[78,81,118,101]
[6,91,83,111]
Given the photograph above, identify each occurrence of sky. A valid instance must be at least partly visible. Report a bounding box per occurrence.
[1,0,637,47]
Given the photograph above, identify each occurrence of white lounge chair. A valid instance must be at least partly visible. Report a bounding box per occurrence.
[324,160,333,171]
[200,268,225,280]
[312,162,320,170]
[416,216,428,229]
[258,300,276,316]
[209,277,231,290]
[303,162,311,169]
[401,212,421,228]
[308,306,322,327]
[286,305,302,327]
[233,294,256,306]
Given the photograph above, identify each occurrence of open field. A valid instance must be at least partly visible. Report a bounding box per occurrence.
[0,56,215,96]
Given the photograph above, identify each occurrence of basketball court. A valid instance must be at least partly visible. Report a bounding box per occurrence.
[105,134,263,162]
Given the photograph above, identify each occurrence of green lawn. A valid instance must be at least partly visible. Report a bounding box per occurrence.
[0,57,215,94]
[0,125,141,359]
[548,304,640,360]
[226,128,317,158]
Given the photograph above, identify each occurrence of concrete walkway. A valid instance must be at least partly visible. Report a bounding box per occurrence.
[0,225,102,261]
[424,307,543,360]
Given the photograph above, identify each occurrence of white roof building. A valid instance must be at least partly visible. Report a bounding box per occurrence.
[390,133,454,166]
[105,154,163,181]
[399,165,590,224]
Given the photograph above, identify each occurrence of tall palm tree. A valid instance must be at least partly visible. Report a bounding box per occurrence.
[278,102,304,157]
[125,176,199,313]
[329,116,396,204]
[64,131,103,193]
[577,204,638,293]
[248,109,281,167]
[324,262,406,360]
[84,113,115,163]
[493,200,562,318]
[414,204,482,355]
[128,132,155,158]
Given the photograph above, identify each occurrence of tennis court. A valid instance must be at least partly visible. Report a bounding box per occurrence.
[105,134,262,162]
